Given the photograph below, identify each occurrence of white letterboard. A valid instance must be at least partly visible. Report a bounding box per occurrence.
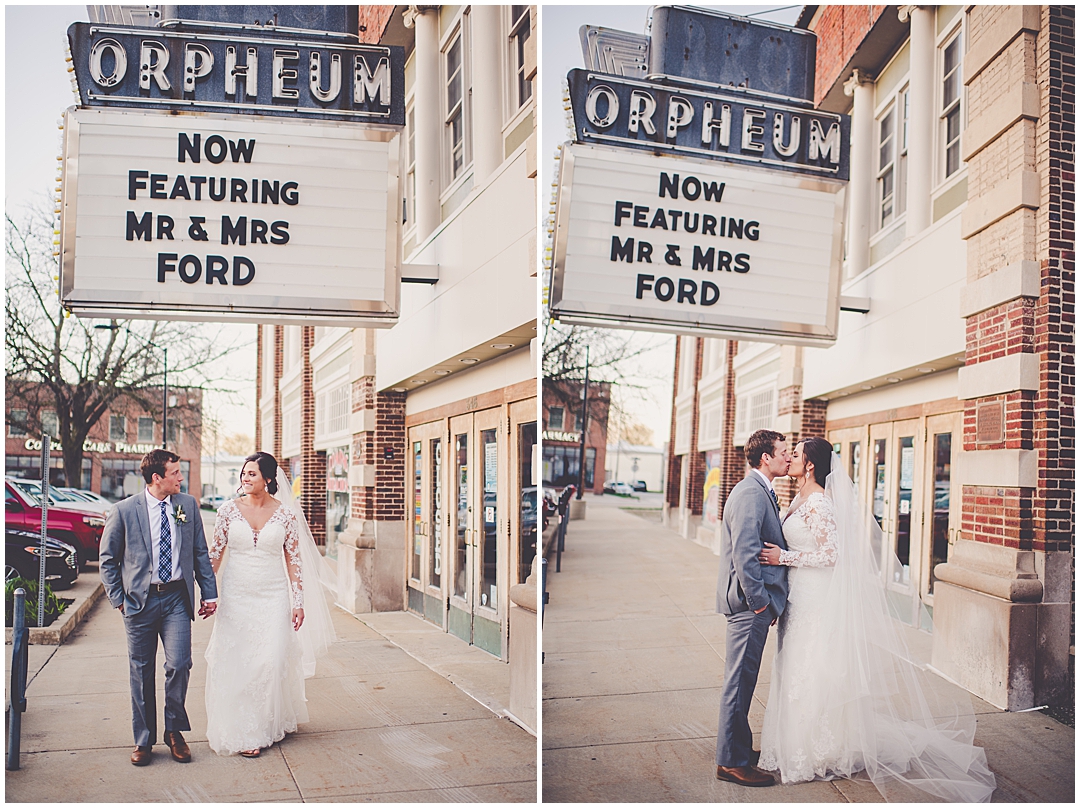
[60,107,400,325]
[550,144,846,344]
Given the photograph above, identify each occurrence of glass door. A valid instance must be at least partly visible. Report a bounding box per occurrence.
[447,412,474,643]
[921,412,961,609]
[888,418,924,626]
[406,420,446,625]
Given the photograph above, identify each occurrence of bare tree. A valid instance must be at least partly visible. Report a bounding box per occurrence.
[542,320,674,430]
[5,203,248,486]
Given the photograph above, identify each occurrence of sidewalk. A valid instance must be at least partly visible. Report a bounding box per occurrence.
[541,496,1074,803]
[6,580,536,802]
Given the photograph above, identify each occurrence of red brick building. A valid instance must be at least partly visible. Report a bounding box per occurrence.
[6,385,202,501]
[542,379,611,494]
[666,5,1073,711]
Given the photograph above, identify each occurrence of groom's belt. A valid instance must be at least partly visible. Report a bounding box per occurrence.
[149,579,185,594]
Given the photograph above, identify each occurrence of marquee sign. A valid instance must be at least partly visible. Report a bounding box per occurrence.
[67,23,404,125]
[59,107,400,325]
[549,144,845,345]
[567,70,849,181]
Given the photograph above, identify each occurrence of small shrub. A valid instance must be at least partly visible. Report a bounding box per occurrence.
[5,577,70,627]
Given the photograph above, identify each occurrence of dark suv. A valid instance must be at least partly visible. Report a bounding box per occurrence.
[4,481,104,569]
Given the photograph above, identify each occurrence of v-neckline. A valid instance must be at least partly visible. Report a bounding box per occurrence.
[233,500,283,537]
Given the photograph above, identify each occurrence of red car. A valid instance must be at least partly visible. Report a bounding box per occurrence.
[4,481,104,569]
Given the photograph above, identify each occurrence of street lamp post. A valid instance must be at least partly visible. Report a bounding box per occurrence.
[94,324,168,449]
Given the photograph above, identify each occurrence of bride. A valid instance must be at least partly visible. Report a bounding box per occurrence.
[204,452,336,757]
[756,437,996,802]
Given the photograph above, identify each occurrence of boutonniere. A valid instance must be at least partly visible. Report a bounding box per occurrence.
[174,503,188,524]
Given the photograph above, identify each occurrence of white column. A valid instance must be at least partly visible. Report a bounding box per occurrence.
[901,5,936,234]
[470,4,503,184]
[406,6,441,240]
[843,69,875,276]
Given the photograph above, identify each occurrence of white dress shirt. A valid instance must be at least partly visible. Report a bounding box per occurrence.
[752,468,776,495]
[145,488,181,584]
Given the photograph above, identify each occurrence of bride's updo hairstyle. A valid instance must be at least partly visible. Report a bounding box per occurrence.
[801,437,833,488]
[243,452,279,494]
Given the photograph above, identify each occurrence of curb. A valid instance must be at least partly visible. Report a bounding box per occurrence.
[5,581,105,646]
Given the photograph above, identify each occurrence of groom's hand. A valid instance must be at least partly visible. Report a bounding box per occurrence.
[199,600,217,618]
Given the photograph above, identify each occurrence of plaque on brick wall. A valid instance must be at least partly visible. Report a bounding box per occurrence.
[975,400,1004,445]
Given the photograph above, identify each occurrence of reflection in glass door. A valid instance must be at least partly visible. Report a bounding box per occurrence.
[447,414,472,644]
[922,412,961,607]
[480,428,498,611]
[895,435,915,585]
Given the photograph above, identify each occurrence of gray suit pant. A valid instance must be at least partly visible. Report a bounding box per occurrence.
[715,608,772,767]
[124,588,192,748]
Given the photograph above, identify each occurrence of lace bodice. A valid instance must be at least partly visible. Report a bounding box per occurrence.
[211,499,304,608]
[778,492,838,568]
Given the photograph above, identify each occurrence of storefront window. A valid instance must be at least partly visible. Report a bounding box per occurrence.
[930,433,952,594]
[519,422,537,584]
[453,434,468,599]
[542,444,596,489]
[480,429,498,609]
[325,446,350,560]
[100,458,142,500]
[430,438,442,588]
[412,441,422,581]
[5,455,88,489]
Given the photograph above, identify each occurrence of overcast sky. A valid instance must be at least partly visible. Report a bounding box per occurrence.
[5,5,259,443]
[540,4,802,449]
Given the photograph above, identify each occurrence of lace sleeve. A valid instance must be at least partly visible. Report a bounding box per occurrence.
[210,501,231,563]
[283,508,304,609]
[778,495,838,568]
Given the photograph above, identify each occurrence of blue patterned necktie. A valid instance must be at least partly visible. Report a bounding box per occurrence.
[769,488,780,513]
[158,501,173,583]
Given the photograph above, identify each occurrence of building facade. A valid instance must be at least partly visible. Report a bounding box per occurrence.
[542,379,610,494]
[605,441,665,493]
[6,385,203,501]
[256,6,538,670]
[665,5,1073,711]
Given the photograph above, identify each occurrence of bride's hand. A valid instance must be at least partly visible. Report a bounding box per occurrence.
[759,542,781,565]
[292,608,304,631]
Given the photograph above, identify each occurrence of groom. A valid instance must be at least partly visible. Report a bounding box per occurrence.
[99,449,218,766]
[714,430,791,787]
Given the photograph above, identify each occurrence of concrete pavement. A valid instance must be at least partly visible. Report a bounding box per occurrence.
[6,568,536,802]
[541,495,1074,803]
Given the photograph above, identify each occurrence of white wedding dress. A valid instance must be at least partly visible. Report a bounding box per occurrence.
[757,472,996,802]
[759,492,845,782]
[204,499,308,755]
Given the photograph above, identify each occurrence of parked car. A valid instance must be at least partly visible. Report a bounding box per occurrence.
[631,480,648,492]
[5,527,79,589]
[4,481,104,568]
[60,487,115,510]
[8,478,110,518]
[200,494,228,510]
[604,481,635,495]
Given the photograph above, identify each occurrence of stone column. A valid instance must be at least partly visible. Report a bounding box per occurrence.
[405,5,441,240]
[843,69,875,276]
[932,5,1072,711]
[899,5,935,234]
[469,3,503,185]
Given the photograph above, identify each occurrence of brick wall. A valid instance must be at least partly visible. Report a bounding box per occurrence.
[1034,5,1075,554]
[717,341,744,521]
[298,326,325,544]
[812,5,889,107]
[374,391,406,521]
[357,5,396,44]
[272,326,283,461]
[684,338,706,515]
[665,337,683,510]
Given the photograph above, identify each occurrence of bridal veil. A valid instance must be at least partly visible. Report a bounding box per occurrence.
[817,455,996,802]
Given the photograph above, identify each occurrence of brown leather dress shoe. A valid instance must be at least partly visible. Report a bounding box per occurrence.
[716,765,775,787]
[130,746,152,766]
[163,730,191,763]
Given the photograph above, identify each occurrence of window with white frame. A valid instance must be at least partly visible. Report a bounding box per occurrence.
[110,414,127,441]
[877,87,908,229]
[509,5,532,111]
[444,17,470,184]
[404,102,417,230]
[328,384,350,434]
[940,28,964,180]
[42,411,59,438]
[548,406,564,430]
[734,387,776,445]
[283,408,300,450]
[138,416,154,443]
[9,409,27,437]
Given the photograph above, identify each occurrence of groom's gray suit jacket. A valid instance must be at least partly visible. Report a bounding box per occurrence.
[716,472,789,618]
[99,490,218,620]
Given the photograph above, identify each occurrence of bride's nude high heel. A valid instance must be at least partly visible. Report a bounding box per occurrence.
[240,748,260,758]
